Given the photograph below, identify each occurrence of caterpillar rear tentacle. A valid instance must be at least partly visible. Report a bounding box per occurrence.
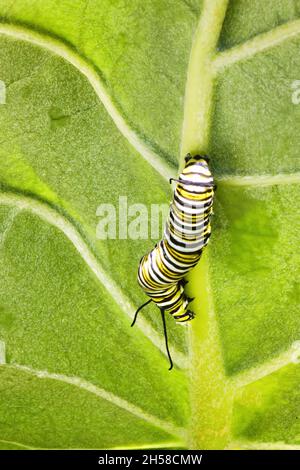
[134,154,215,370]
[160,309,173,371]
[131,300,174,370]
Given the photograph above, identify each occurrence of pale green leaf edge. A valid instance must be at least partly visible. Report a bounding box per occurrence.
[0,0,300,449]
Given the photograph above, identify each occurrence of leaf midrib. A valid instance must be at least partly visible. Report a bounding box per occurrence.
[180,0,232,450]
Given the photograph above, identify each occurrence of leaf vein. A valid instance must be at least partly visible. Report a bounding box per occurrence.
[0,190,187,369]
[217,173,300,187]
[228,440,300,450]
[230,341,300,389]
[0,22,175,181]
[0,438,183,451]
[213,18,300,73]
[0,207,21,248]
[3,363,184,439]
[0,439,36,450]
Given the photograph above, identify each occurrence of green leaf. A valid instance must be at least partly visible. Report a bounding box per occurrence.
[231,363,300,448]
[0,0,299,450]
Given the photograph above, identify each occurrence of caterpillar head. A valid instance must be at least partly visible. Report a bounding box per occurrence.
[185,153,210,165]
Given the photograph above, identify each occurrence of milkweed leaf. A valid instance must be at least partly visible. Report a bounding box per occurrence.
[0,0,299,449]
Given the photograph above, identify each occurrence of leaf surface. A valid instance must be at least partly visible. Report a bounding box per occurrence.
[0,0,299,449]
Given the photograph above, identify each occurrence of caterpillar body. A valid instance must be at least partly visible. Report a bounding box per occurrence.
[132,154,215,369]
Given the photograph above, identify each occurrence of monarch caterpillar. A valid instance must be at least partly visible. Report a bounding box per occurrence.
[132,154,215,369]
